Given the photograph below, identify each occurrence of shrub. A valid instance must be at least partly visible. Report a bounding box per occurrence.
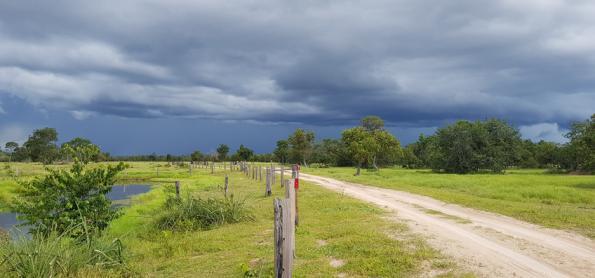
[11,145,127,238]
[0,230,126,277]
[155,195,252,231]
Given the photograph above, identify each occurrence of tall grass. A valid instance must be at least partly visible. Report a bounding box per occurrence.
[155,195,253,231]
[0,229,126,277]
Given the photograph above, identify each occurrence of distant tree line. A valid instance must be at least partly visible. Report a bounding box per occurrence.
[271,114,594,175]
[3,114,593,175]
[1,127,110,164]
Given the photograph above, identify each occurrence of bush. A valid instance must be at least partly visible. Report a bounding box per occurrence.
[11,145,127,238]
[0,230,126,277]
[155,195,252,231]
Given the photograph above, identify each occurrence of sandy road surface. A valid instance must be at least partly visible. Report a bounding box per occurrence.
[298,173,595,278]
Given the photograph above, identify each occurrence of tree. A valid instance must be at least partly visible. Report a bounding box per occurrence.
[61,137,101,162]
[12,145,127,238]
[235,145,254,161]
[429,119,522,173]
[23,127,60,164]
[273,140,289,163]
[482,119,522,172]
[216,144,230,161]
[341,127,376,175]
[361,115,385,132]
[370,129,402,169]
[4,141,18,163]
[191,150,204,162]
[565,114,595,172]
[311,139,343,166]
[288,129,315,166]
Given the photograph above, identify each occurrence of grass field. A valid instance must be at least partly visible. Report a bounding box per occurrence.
[1,162,468,277]
[303,167,595,239]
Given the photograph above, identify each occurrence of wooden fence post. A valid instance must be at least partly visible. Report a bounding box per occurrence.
[224,175,229,198]
[189,163,192,175]
[211,162,214,174]
[175,181,180,199]
[274,198,294,278]
[281,166,284,187]
[266,168,272,196]
[285,179,296,256]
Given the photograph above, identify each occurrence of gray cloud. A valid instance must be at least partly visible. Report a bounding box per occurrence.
[0,0,593,127]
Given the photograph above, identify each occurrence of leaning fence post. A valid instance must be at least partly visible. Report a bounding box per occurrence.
[175,181,181,199]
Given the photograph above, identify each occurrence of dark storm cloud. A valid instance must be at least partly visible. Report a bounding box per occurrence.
[0,0,594,130]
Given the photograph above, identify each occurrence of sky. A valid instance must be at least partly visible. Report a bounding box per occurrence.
[0,0,593,155]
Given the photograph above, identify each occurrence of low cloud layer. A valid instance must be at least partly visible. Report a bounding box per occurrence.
[0,0,593,128]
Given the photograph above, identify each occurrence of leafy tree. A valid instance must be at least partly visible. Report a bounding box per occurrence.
[482,119,522,172]
[361,115,385,132]
[23,127,60,164]
[273,140,289,163]
[311,139,343,166]
[12,145,127,238]
[341,127,376,175]
[216,144,230,161]
[4,141,19,162]
[191,150,204,162]
[565,114,595,172]
[61,137,101,162]
[430,119,522,173]
[534,140,560,168]
[401,145,421,168]
[235,145,254,161]
[433,121,487,174]
[288,129,315,166]
[369,129,402,170]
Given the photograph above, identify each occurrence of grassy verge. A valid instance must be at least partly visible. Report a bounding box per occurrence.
[106,163,467,277]
[303,167,595,239]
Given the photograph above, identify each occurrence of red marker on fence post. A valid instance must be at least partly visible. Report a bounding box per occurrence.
[294,164,300,226]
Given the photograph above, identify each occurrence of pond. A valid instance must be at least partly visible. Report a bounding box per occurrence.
[0,184,151,235]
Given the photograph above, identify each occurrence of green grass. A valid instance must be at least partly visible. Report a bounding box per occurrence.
[303,167,595,238]
[107,163,466,277]
[1,162,469,277]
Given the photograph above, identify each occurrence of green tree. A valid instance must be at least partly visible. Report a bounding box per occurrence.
[191,150,204,162]
[361,115,385,132]
[429,119,522,173]
[341,127,376,175]
[216,144,230,161]
[534,140,560,168]
[23,127,60,164]
[288,129,315,166]
[235,145,254,161]
[311,139,343,166]
[565,114,595,172]
[12,145,127,238]
[370,129,402,169]
[273,140,289,163]
[4,141,19,163]
[61,137,101,162]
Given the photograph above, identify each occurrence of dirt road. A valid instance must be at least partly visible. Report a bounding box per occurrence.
[299,173,595,278]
